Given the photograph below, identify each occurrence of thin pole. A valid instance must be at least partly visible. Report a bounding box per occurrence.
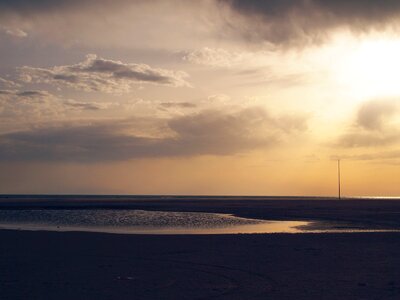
[338,159,341,199]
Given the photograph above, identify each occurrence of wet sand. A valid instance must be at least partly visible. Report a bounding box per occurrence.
[1,198,400,299]
[1,230,400,300]
[2,196,400,229]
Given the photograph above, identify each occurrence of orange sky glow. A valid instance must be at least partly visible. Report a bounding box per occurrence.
[0,0,400,196]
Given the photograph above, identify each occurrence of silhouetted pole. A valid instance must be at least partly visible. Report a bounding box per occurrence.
[338,159,341,199]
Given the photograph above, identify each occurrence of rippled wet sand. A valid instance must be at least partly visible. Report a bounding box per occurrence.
[0,209,310,234]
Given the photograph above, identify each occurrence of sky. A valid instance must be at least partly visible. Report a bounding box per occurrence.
[0,0,400,196]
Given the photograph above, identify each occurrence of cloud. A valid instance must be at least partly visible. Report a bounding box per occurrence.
[63,100,112,111]
[182,47,280,72]
[18,54,190,94]
[220,0,400,46]
[0,90,13,95]
[336,99,400,148]
[0,89,111,122]
[15,90,51,98]
[0,89,63,121]
[183,47,246,67]
[336,132,400,148]
[0,107,308,162]
[0,1,223,51]
[159,102,197,110]
[5,1,400,50]
[0,77,20,88]
[207,94,231,103]
[0,89,53,101]
[0,26,27,37]
[0,0,127,14]
[334,150,400,162]
[356,99,399,130]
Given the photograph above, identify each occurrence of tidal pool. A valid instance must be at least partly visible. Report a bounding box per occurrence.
[0,209,397,234]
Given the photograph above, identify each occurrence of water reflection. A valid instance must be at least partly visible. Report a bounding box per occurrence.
[0,209,308,234]
[0,209,398,234]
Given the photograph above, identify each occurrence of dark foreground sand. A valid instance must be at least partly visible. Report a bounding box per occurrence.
[1,231,400,300]
[1,198,400,299]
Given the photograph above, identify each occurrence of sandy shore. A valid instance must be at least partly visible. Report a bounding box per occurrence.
[1,230,400,300]
[1,198,400,299]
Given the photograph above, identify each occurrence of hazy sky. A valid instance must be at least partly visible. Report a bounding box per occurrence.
[1,0,400,196]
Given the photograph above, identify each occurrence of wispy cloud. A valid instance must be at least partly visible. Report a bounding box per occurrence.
[0,89,111,122]
[0,26,27,38]
[337,132,400,148]
[183,47,247,67]
[334,150,400,162]
[159,102,197,111]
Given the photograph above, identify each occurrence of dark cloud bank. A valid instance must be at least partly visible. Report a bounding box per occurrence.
[0,108,307,162]
[221,0,400,45]
[2,0,400,46]
[0,0,129,14]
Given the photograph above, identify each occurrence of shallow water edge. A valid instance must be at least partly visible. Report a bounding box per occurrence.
[0,209,399,235]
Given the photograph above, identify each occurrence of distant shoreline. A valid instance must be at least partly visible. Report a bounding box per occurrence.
[1,194,399,199]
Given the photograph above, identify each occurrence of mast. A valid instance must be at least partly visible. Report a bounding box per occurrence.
[338,159,341,199]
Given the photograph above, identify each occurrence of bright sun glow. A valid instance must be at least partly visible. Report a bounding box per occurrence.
[333,36,400,101]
